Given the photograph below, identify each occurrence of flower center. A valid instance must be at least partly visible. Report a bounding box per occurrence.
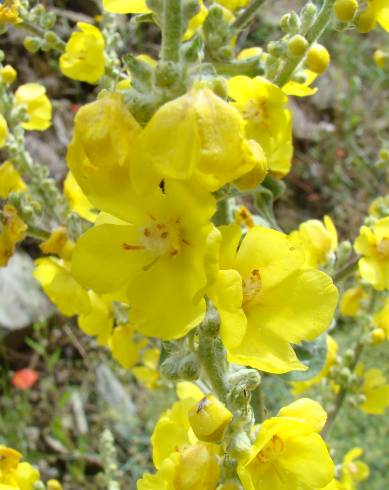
[257,434,285,464]
[242,269,262,309]
[140,220,182,257]
[243,98,269,127]
[376,238,389,259]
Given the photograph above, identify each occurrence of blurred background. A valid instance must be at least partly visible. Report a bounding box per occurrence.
[0,1,388,488]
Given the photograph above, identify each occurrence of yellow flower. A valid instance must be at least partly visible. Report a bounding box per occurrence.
[188,394,233,442]
[291,335,339,395]
[356,365,389,414]
[0,114,9,148]
[340,286,366,317]
[132,348,161,389]
[0,446,40,490]
[132,85,265,192]
[340,448,369,490]
[184,0,208,40]
[290,215,338,268]
[0,161,26,199]
[228,76,293,178]
[39,227,74,261]
[109,323,147,368]
[15,83,52,131]
[357,0,389,32]
[0,204,27,267]
[78,290,114,345]
[354,217,389,290]
[0,0,20,24]
[373,299,389,339]
[151,389,203,468]
[71,179,220,340]
[216,0,250,11]
[103,0,150,14]
[64,171,97,222]
[67,93,141,221]
[60,23,105,84]
[238,398,334,490]
[33,257,91,317]
[209,224,338,373]
[282,69,318,97]
[137,443,220,490]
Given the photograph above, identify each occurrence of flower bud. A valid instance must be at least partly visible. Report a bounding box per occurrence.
[370,328,386,345]
[23,37,42,53]
[178,353,201,381]
[379,148,389,161]
[287,34,309,57]
[301,2,318,28]
[189,394,233,442]
[47,480,63,490]
[288,11,301,33]
[1,64,16,84]
[333,0,358,22]
[305,43,330,74]
[357,8,376,33]
[374,50,388,69]
[218,482,243,490]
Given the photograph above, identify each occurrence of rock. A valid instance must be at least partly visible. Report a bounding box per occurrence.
[0,252,53,337]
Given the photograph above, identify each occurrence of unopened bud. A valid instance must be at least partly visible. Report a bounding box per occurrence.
[334,0,358,22]
[305,43,330,74]
[288,11,301,33]
[301,2,318,28]
[189,394,233,442]
[24,37,42,53]
[1,64,17,84]
[287,34,309,57]
[356,8,376,33]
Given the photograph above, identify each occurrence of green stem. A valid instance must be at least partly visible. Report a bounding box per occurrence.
[213,199,230,227]
[161,0,183,62]
[333,256,359,283]
[214,58,263,77]
[231,0,265,31]
[272,0,335,87]
[27,226,50,241]
[198,307,229,402]
[251,383,265,423]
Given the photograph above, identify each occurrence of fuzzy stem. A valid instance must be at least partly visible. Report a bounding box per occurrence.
[272,0,335,87]
[198,307,229,402]
[161,0,183,62]
[333,256,359,283]
[231,0,265,31]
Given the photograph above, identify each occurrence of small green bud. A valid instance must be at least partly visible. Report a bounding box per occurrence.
[288,11,301,33]
[280,14,291,32]
[301,2,318,28]
[160,356,181,380]
[339,367,352,384]
[24,37,42,53]
[178,353,201,380]
[41,11,57,29]
[210,77,228,99]
[228,431,252,459]
[44,31,59,45]
[267,41,286,58]
[343,349,355,365]
[292,71,308,84]
[287,34,309,57]
[336,240,352,264]
[183,0,201,23]
[379,148,389,161]
[155,61,181,88]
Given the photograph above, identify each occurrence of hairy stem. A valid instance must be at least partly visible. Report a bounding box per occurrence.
[198,306,229,402]
[231,0,265,31]
[251,383,266,423]
[333,256,359,283]
[161,0,182,62]
[272,0,335,87]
